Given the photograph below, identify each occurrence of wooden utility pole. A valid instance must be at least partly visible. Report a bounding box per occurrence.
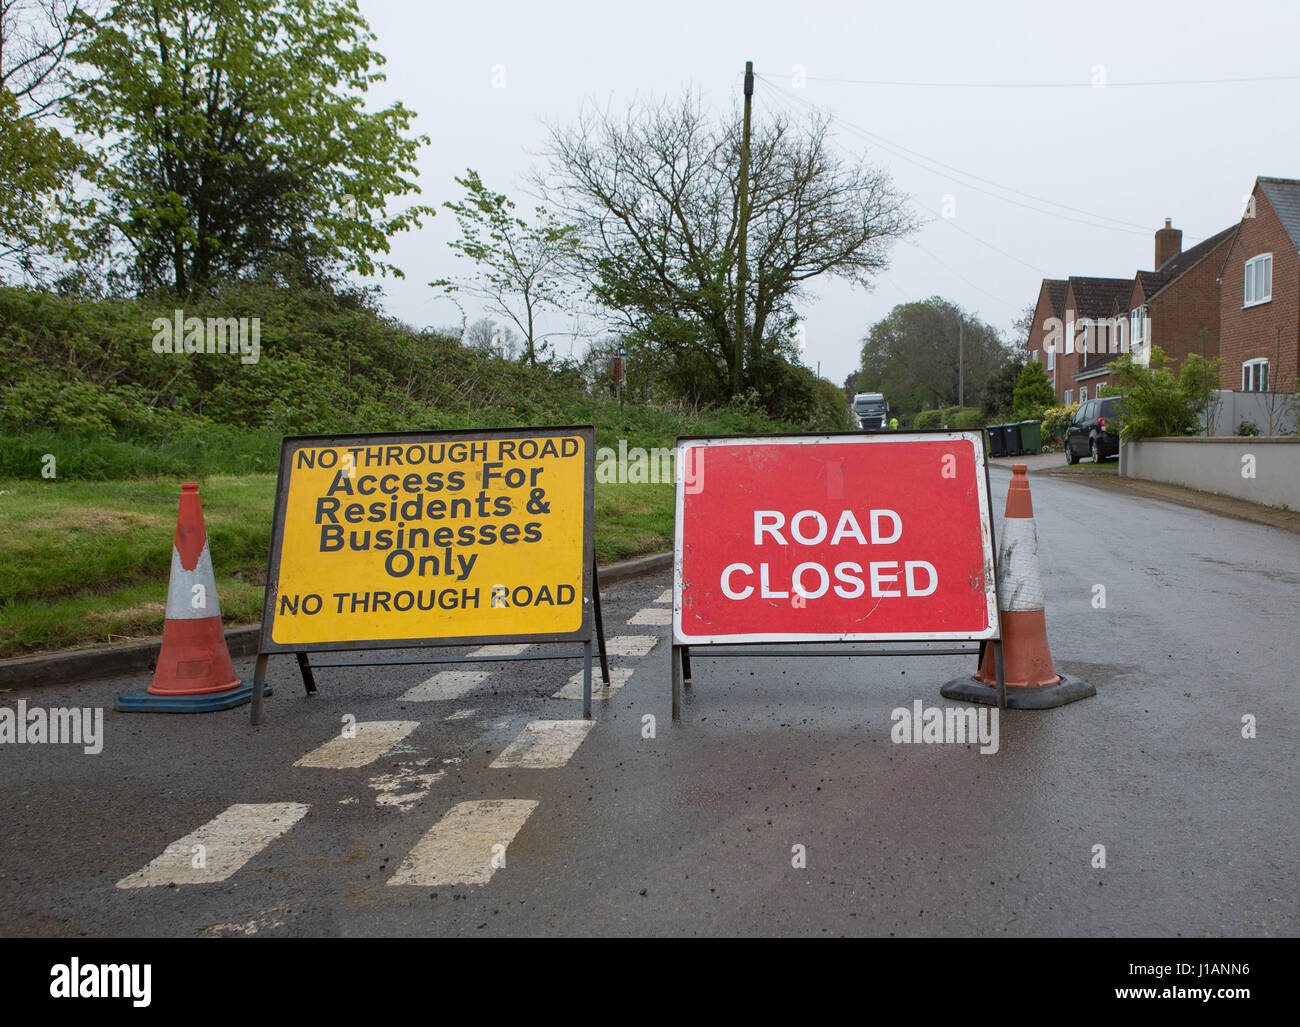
[734,60,753,396]
[958,319,965,408]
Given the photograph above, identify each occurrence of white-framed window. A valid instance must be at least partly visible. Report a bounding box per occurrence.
[1244,254,1272,306]
[1242,358,1270,392]
[1047,345,1055,371]
[1079,386,1087,402]
[1064,389,1072,404]
[1130,306,1146,345]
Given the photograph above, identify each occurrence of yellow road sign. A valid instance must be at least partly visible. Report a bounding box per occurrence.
[259,428,595,651]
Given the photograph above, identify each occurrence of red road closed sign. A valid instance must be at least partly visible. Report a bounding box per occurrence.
[673,432,998,644]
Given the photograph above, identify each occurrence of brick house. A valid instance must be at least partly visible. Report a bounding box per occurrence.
[1025,277,1066,370]
[1055,276,1132,405]
[1026,221,1234,406]
[1126,221,1236,376]
[1218,176,1300,397]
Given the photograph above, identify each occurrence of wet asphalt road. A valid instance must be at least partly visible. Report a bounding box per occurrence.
[0,466,1296,937]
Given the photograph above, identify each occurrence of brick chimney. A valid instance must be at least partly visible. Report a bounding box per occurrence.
[1155,218,1182,269]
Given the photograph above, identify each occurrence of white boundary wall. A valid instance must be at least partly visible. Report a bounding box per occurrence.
[1120,437,1300,509]
[1206,391,1299,436]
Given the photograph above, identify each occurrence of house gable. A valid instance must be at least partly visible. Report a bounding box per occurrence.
[1219,178,1300,393]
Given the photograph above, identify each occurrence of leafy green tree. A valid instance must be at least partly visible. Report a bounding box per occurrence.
[0,0,96,281]
[438,169,582,368]
[0,88,92,278]
[64,0,433,293]
[858,297,1010,419]
[1102,347,1222,439]
[980,357,1025,419]
[1011,360,1055,421]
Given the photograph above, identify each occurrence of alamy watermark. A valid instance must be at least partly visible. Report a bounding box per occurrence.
[1038,311,1148,358]
[596,439,703,493]
[0,701,103,755]
[151,309,261,364]
[50,958,150,1007]
[891,700,999,754]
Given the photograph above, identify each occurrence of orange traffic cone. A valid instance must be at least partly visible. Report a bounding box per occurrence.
[116,483,265,712]
[941,464,1095,709]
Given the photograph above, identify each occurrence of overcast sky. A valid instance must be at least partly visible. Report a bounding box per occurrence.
[353,0,1299,385]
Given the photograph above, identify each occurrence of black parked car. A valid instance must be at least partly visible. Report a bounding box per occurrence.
[1065,395,1124,464]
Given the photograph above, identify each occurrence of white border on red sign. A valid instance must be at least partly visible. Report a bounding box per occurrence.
[672,432,999,644]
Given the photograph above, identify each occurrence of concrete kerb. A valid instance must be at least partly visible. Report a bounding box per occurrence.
[0,551,676,690]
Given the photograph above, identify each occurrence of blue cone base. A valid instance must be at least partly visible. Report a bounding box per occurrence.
[115,682,270,713]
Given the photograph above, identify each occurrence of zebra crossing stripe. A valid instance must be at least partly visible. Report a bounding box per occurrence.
[653,589,672,604]
[116,802,309,888]
[490,720,594,769]
[400,670,490,702]
[604,635,659,657]
[470,644,530,658]
[293,720,420,769]
[553,666,634,700]
[387,799,539,886]
[628,607,672,626]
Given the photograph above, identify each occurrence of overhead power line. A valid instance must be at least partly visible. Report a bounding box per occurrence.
[755,74,1151,235]
[793,73,1300,89]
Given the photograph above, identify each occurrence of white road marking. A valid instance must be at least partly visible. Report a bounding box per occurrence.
[443,708,476,721]
[294,721,420,769]
[369,759,445,812]
[654,589,673,604]
[387,799,539,886]
[470,644,530,658]
[605,635,659,657]
[553,666,634,700]
[400,670,489,702]
[628,607,672,626]
[490,720,595,769]
[116,803,309,888]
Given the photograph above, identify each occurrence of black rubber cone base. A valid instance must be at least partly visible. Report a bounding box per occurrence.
[115,682,270,713]
[940,673,1095,710]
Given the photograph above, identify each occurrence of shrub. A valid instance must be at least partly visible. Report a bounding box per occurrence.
[1103,347,1222,440]
[1012,361,1056,422]
[1041,403,1080,446]
[952,408,984,430]
[1236,419,1260,437]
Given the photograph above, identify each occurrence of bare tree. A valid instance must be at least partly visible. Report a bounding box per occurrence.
[1010,304,1036,359]
[534,91,917,401]
[462,316,519,360]
[1260,326,1300,435]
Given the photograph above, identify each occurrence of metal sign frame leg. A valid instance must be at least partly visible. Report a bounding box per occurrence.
[250,654,269,726]
[583,640,594,719]
[592,558,610,687]
[296,652,317,694]
[671,644,682,721]
[994,638,1007,709]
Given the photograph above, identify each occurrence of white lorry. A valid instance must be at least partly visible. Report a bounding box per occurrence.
[852,392,889,431]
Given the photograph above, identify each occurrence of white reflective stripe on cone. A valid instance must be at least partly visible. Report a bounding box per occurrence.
[163,543,224,620]
[996,517,1045,613]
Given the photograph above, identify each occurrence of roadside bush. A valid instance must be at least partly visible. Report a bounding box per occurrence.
[952,408,984,430]
[913,409,944,430]
[1012,361,1055,422]
[1237,419,1260,437]
[1041,403,1079,446]
[1103,347,1222,440]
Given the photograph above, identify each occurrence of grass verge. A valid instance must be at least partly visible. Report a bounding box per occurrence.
[0,475,674,657]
